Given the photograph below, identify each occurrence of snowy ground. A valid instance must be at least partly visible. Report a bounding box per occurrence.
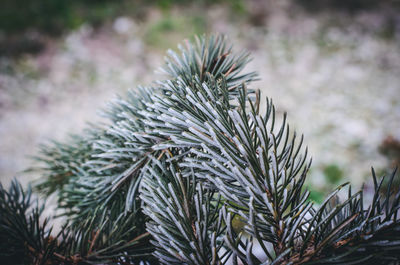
[0,3,399,192]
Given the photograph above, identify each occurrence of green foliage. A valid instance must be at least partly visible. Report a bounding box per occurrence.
[1,35,400,264]
[0,0,245,35]
[296,0,399,12]
[323,164,344,184]
[144,14,207,49]
[307,186,325,204]
[0,0,123,35]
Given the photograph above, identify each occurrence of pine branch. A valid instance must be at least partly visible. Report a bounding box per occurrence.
[136,63,400,264]
[0,180,66,264]
[3,34,400,264]
[0,179,155,264]
[307,168,400,264]
[141,73,312,263]
[32,129,100,206]
[140,156,227,264]
[27,34,257,264]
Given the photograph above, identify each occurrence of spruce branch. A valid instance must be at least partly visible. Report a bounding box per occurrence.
[140,156,227,265]
[3,34,400,264]
[0,179,155,264]
[132,55,400,264]
[71,34,257,221]
[0,180,69,264]
[27,34,257,263]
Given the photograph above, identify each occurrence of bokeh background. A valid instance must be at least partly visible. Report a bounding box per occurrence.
[1,0,399,202]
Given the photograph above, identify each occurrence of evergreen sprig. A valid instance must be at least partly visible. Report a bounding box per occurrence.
[1,35,399,264]
[141,157,227,264]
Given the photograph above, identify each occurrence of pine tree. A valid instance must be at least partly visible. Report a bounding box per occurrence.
[1,35,399,265]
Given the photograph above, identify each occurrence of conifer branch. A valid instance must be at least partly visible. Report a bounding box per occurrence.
[0,180,155,264]
[2,34,399,264]
[141,157,227,264]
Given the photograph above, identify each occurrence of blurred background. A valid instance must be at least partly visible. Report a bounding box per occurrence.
[0,0,399,202]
